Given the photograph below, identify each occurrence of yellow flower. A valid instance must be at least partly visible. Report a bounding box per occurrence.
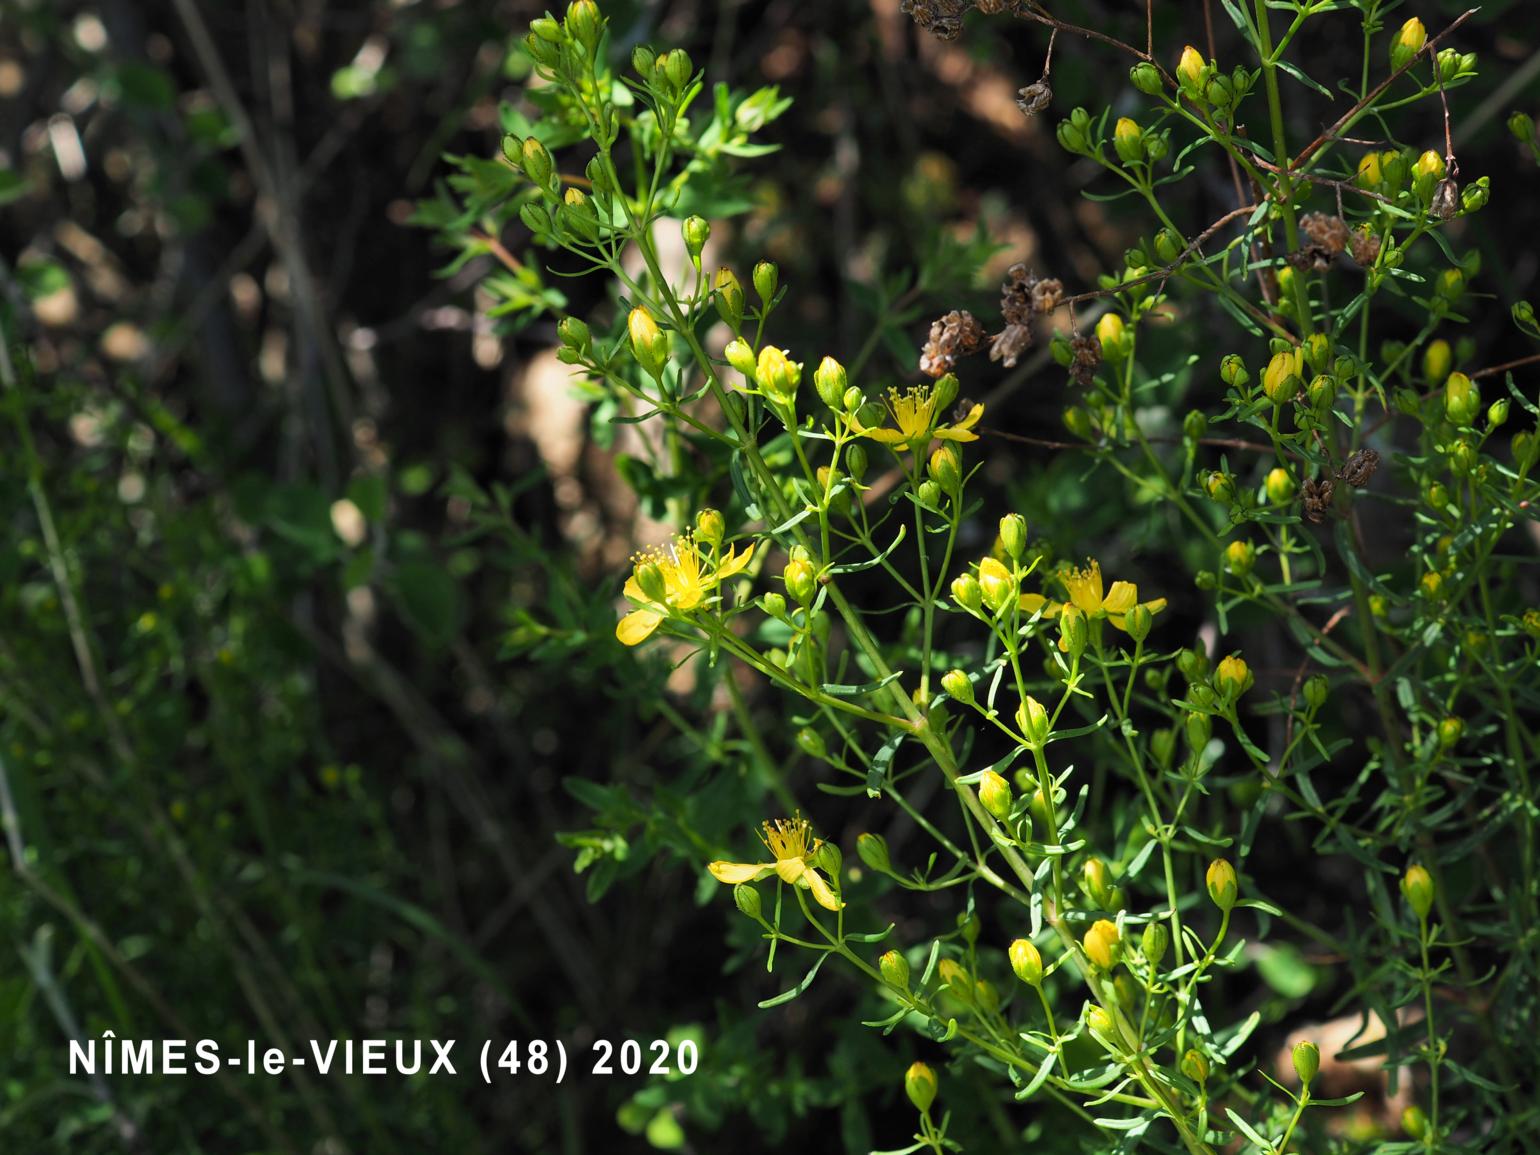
[1018,558,1166,634]
[615,530,756,646]
[707,814,843,911]
[853,378,983,451]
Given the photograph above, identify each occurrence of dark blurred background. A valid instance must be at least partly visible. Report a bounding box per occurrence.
[1,0,1536,1151]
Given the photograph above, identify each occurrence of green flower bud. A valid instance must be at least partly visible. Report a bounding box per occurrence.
[1083,920,1120,970]
[1123,603,1153,643]
[1056,115,1089,155]
[1206,472,1238,505]
[1058,604,1087,657]
[795,727,826,758]
[681,215,710,261]
[1215,653,1253,701]
[1180,1048,1210,1084]
[530,16,564,44]
[941,669,974,705]
[519,201,551,236]
[1176,649,1210,682]
[1184,409,1209,442]
[1263,348,1303,404]
[1402,864,1435,919]
[564,0,601,50]
[1097,312,1129,363]
[1153,228,1182,266]
[661,48,693,94]
[1224,539,1256,577]
[1082,857,1117,910]
[1444,371,1480,426]
[713,267,745,330]
[1086,1004,1117,1043]
[760,591,787,619]
[1130,62,1164,96]
[628,307,669,379]
[1414,149,1445,202]
[1017,695,1050,747]
[1177,46,1205,93]
[558,316,591,351]
[752,259,779,304]
[1461,176,1490,214]
[1515,431,1539,468]
[1114,117,1144,164]
[999,514,1027,559]
[1510,111,1536,143]
[978,770,1013,821]
[815,841,842,877]
[1009,938,1044,986]
[807,356,846,411]
[756,345,801,405]
[1435,267,1465,303]
[1292,1039,1320,1085]
[1437,716,1464,750]
[783,557,816,604]
[1141,921,1170,966]
[695,508,725,547]
[733,883,761,919]
[925,444,960,494]
[1303,674,1329,710]
[1390,17,1426,72]
[952,572,983,612]
[977,557,1016,615]
[1488,398,1510,428]
[635,560,667,604]
[879,949,910,990]
[631,44,656,79]
[857,832,890,873]
[1265,467,1296,505]
[1403,1106,1429,1140]
[905,1062,938,1114]
[1423,339,1453,385]
[1205,858,1238,912]
[1063,406,1094,440]
[519,136,556,190]
[937,958,970,998]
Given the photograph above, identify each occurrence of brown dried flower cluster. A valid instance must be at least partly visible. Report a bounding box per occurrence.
[1292,212,1383,270]
[1068,332,1102,386]
[1349,227,1381,267]
[1016,81,1053,116]
[899,0,971,39]
[988,264,1065,369]
[1337,448,1380,488]
[920,310,987,378]
[1301,476,1335,523]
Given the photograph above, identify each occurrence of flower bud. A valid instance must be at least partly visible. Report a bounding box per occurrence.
[682,215,710,262]
[1263,348,1303,404]
[1511,110,1537,145]
[1055,114,1089,155]
[1183,409,1208,442]
[1057,604,1087,657]
[519,136,555,189]
[1215,653,1253,700]
[1444,371,1480,426]
[733,883,761,919]
[809,356,847,411]
[1390,17,1426,71]
[564,0,601,50]
[1176,649,1209,682]
[695,508,725,547]
[1008,938,1043,986]
[1097,312,1129,362]
[1063,406,1094,440]
[1130,62,1164,96]
[1487,398,1510,428]
[1356,151,1385,189]
[1303,674,1329,710]
[1461,176,1490,214]
[635,560,667,604]
[1437,716,1464,750]
[530,17,564,44]
[660,48,692,93]
[1414,150,1445,202]
[1205,858,1238,912]
[937,958,970,998]
[815,841,842,877]
[978,770,1013,821]
[904,1062,938,1113]
[935,670,973,710]
[1423,338,1452,385]
[783,557,816,604]
[1515,431,1539,468]
[1114,117,1144,164]
[1181,1049,1210,1084]
[1220,353,1250,389]
[752,259,779,304]
[631,44,656,79]
[1017,695,1050,747]
[628,307,669,379]
[857,832,890,873]
[1224,539,1256,578]
[952,572,983,612]
[999,514,1028,560]
[558,316,591,351]
[1403,1106,1429,1140]
[1141,921,1170,966]
[1086,1004,1117,1042]
[796,728,826,759]
[977,557,1016,615]
[1177,45,1205,92]
[1265,467,1296,505]
[1082,857,1117,911]
[761,591,786,620]
[1402,864,1435,919]
[1083,919,1120,969]
[1292,1039,1320,1085]
[714,267,745,330]
[757,346,800,405]
[928,444,962,493]
[879,949,910,990]
[1205,471,1235,504]
[1123,603,1153,643]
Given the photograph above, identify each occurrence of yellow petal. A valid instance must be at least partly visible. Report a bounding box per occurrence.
[616,608,663,646]
[1142,597,1167,616]
[861,428,908,445]
[1103,581,1139,614]
[707,860,772,884]
[933,427,979,443]
[622,574,645,602]
[775,857,806,885]
[805,868,844,911]
[951,402,984,431]
[673,584,703,612]
[715,542,757,580]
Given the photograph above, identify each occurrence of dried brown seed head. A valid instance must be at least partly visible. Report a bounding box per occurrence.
[1349,228,1381,267]
[1301,477,1336,523]
[1338,448,1381,488]
[1017,81,1053,116]
[1069,332,1102,386]
[988,323,1033,369]
[920,310,987,377]
[900,0,970,39]
[1030,277,1064,315]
